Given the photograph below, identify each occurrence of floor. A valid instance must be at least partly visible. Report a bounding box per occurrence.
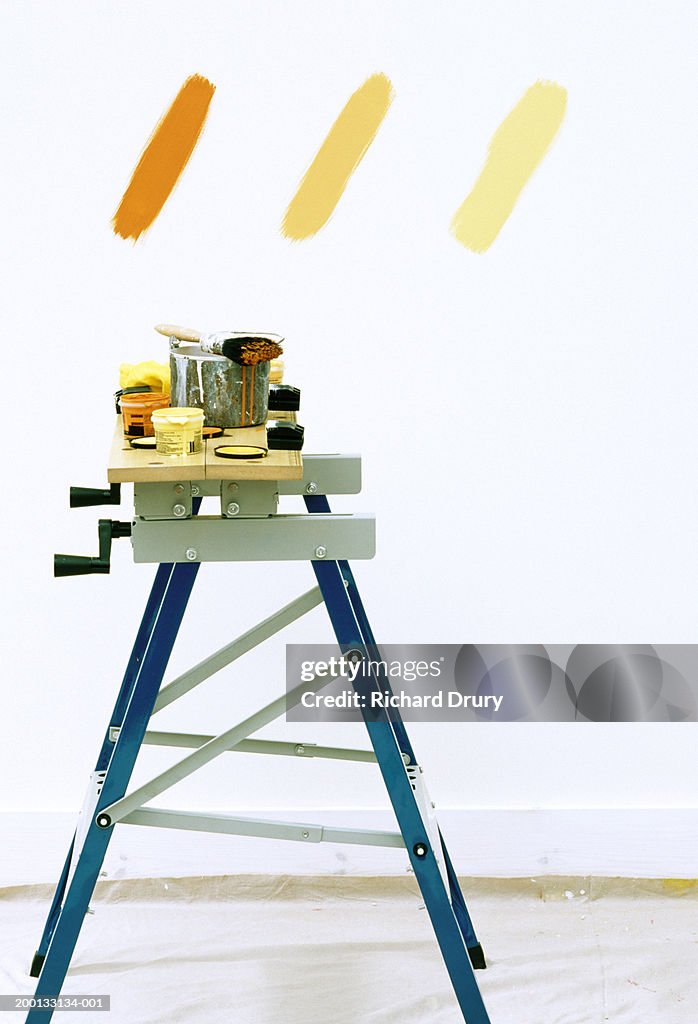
[1,874,696,1024]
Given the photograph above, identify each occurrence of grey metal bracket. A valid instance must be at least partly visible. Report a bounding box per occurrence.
[131,513,375,564]
[220,479,279,518]
[134,482,193,520]
[407,764,449,890]
[188,480,218,498]
[131,456,362,521]
[279,454,361,496]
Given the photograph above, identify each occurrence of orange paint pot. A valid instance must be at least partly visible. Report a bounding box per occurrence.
[121,392,170,437]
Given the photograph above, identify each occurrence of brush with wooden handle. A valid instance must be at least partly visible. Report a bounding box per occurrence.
[155,324,283,366]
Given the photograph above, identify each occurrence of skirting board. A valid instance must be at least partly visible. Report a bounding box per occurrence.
[1,809,697,889]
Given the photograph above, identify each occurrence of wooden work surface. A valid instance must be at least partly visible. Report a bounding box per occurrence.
[108,415,302,483]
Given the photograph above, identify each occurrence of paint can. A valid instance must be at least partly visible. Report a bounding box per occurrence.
[169,341,270,427]
[120,391,170,437]
[151,407,204,457]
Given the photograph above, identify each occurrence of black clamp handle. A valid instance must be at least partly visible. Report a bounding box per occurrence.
[69,484,121,508]
[268,384,301,412]
[54,520,132,577]
[267,421,304,451]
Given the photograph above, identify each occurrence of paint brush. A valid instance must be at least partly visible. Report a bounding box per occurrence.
[155,324,283,366]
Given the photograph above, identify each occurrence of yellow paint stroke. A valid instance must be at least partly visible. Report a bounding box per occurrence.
[451,80,567,253]
[282,73,394,240]
[113,74,216,241]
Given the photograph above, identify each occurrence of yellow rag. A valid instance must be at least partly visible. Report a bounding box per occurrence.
[120,361,170,395]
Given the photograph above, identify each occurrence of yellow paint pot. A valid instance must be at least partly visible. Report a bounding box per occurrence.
[151,407,204,457]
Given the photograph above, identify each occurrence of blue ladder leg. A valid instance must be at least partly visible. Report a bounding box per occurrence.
[439,830,484,964]
[29,563,174,977]
[345,560,484,959]
[28,835,75,979]
[310,556,491,1024]
[26,560,200,1024]
[305,495,486,967]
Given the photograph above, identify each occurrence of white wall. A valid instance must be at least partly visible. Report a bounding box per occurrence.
[2,2,697,818]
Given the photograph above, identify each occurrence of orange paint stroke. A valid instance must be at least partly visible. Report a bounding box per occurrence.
[282,73,394,240]
[112,74,216,241]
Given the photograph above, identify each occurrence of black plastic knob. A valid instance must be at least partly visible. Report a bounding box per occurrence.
[69,484,121,508]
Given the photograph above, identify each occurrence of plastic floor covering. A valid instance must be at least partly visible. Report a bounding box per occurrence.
[1,875,696,1024]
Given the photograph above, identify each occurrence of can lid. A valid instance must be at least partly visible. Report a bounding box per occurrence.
[214,444,268,459]
[152,407,204,424]
[129,436,157,449]
[121,391,167,408]
[202,425,224,439]
[114,385,153,413]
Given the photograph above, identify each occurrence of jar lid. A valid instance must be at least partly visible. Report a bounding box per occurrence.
[114,385,152,413]
[152,407,204,423]
[214,444,268,459]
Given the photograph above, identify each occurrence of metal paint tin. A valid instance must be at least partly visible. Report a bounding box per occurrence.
[169,340,270,428]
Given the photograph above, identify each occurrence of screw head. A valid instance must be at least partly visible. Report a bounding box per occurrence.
[226,502,240,516]
[191,485,201,497]
[185,548,198,561]
[413,842,428,858]
[314,545,327,559]
[295,744,305,755]
[305,481,318,494]
[302,830,310,839]
[96,814,111,829]
[227,482,239,492]
[172,503,187,517]
[174,484,184,494]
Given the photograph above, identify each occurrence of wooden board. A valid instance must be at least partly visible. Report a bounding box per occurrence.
[204,423,302,481]
[108,416,302,483]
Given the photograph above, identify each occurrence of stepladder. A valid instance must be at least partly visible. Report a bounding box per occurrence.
[27,422,492,1024]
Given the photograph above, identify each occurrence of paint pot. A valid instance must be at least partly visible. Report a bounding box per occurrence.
[121,391,170,437]
[169,341,269,428]
[151,407,204,457]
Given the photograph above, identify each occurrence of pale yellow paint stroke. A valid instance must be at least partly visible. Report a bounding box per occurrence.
[451,80,567,253]
[282,73,394,240]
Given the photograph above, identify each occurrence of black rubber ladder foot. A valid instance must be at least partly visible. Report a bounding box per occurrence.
[468,942,487,970]
[29,951,45,978]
